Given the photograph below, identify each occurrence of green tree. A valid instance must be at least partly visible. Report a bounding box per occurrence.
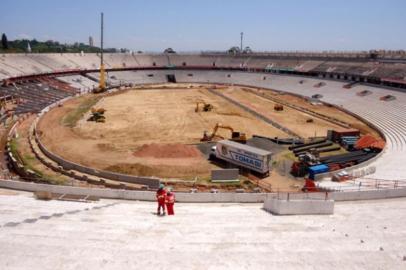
[1,33,8,49]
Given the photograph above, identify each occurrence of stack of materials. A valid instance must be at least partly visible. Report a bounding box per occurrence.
[355,135,385,150]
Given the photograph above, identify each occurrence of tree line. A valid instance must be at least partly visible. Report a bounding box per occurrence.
[0,33,125,53]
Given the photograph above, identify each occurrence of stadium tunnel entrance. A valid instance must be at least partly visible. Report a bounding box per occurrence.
[166,74,177,83]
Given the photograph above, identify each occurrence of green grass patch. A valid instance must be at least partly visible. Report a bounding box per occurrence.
[22,153,67,185]
[9,138,22,163]
[11,138,67,185]
[61,96,101,127]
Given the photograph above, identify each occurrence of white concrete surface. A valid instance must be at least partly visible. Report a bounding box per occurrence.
[0,189,405,270]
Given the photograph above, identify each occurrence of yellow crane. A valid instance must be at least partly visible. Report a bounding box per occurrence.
[93,12,106,94]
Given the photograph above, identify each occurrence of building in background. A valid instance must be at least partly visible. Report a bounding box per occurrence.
[89,36,94,47]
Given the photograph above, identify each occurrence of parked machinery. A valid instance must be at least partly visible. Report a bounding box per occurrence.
[195,101,214,112]
[274,104,284,111]
[201,123,247,143]
[88,107,106,123]
[291,151,320,177]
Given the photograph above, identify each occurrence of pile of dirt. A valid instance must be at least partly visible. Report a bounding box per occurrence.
[104,162,210,179]
[133,143,202,159]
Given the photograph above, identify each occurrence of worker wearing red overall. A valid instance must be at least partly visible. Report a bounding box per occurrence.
[165,191,175,215]
[156,184,166,215]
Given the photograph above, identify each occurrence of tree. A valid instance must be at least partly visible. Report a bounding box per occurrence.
[1,33,8,49]
[243,46,253,54]
[228,46,240,54]
[164,47,176,54]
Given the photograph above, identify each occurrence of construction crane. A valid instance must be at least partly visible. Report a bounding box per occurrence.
[195,101,214,112]
[200,123,247,143]
[93,12,106,94]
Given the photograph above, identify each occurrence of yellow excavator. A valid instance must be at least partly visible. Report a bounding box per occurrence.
[88,107,106,123]
[195,101,214,112]
[200,123,247,143]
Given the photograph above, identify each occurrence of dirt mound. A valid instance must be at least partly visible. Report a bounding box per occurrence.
[133,143,202,158]
[105,162,210,178]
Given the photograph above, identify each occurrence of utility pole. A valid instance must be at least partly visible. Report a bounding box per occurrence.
[99,12,106,91]
[240,32,243,52]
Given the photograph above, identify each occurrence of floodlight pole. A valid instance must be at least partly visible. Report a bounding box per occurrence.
[99,12,106,90]
[240,32,243,52]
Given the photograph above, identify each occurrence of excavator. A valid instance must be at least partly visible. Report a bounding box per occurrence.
[88,107,106,123]
[200,123,247,143]
[195,101,214,112]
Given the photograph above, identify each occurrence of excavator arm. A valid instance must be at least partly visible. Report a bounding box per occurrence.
[201,123,246,143]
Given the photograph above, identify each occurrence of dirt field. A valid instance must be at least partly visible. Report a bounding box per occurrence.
[220,87,346,138]
[37,84,379,190]
[38,86,287,181]
[246,87,380,137]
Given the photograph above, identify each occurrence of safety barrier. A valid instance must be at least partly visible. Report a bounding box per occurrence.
[1,177,406,203]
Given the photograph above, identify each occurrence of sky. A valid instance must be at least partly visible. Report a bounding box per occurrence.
[1,0,405,52]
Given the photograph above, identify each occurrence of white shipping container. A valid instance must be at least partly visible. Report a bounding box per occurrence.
[214,140,272,174]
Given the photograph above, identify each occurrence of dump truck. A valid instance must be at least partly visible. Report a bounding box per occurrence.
[211,140,272,176]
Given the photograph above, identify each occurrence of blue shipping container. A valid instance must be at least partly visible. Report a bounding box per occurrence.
[308,164,329,180]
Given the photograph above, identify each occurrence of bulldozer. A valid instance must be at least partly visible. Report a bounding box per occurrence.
[195,101,214,112]
[200,123,247,143]
[88,107,106,123]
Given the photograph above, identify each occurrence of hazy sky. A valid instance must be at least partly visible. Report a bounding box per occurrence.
[1,0,405,52]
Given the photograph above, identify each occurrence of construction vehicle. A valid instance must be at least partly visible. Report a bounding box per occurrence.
[195,101,214,112]
[274,104,284,111]
[88,107,106,123]
[291,151,320,177]
[201,123,247,143]
[306,118,314,123]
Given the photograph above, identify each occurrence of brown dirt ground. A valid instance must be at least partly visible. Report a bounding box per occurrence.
[133,143,202,158]
[36,84,380,190]
[221,87,347,138]
[38,87,286,180]
[246,87,380,137]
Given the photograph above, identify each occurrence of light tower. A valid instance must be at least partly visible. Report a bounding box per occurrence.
[99,12,106,91]
[240,32,243,52]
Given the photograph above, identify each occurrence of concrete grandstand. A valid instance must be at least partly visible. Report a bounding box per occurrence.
[1,53,406,186]
[1,52,406,269]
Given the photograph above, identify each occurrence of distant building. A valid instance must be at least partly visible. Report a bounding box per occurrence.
[89,36,94,47]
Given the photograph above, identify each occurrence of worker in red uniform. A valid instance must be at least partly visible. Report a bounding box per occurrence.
[165,189,175,215]
[156,184,166,216]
